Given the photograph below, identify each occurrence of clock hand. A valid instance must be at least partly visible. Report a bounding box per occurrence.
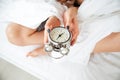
[56,34,61,40]
[59,32,65,37]
[56,32,65,40]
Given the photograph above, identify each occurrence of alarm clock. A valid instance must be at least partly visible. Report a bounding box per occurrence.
[45,26,71,59]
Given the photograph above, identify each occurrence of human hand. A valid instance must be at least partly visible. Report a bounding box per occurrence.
[44,16,61,44]
[27,16,60,57]
[63,7,79,46]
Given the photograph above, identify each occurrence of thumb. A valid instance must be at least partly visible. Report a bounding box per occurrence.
[65,18,71,27]
[44,26,51,44]
[64,14,72,27]
[44,29,48,44]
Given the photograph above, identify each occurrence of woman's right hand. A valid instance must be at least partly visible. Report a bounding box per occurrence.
[63,7,79,46]
[44,16,61,44]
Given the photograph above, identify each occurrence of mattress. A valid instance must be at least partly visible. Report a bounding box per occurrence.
[0,22,50,80]
[0,0,120,80]
[0,23,87,80]
[0,1,65,80]
[0,1,84,80]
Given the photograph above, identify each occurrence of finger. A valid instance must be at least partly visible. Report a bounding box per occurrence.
[65,18,72,27]
[44,25,52,44]
[71,32,79,46]
[63,13,67,26]
[44,29,48,44]
[71,36,77,46]
[71,31,79,46]
[71,38,77,46]
[64,11,72,27]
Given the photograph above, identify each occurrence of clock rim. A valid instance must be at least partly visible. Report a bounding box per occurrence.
[49,27,71,44]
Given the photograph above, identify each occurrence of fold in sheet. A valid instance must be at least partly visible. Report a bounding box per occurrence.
[55,0,120,65]
[0,0,120,80]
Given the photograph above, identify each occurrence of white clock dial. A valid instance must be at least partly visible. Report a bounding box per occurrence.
[49,27,70,43]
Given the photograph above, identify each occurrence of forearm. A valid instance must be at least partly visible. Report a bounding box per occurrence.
[93,32,120,53]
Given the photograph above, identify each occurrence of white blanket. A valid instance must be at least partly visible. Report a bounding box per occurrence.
[0,0,120,80]
[62,0,120,64]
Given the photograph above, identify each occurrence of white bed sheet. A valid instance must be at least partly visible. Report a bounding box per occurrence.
[0,23,88,80]
[0,1,71,80]
[0,2,86,78]
[0,0,120,80]
[0,22,50,80]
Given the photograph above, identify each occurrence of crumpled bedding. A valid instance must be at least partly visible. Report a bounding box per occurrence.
[0,0,120,80]
[56,0,120,65]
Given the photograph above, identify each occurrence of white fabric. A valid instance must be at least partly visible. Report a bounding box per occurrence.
[0,0,120,80]
[47,0,67,25]
[53,0,120,65]
[0,0,66,29]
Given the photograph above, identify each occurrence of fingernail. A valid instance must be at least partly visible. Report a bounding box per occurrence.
[66,26,69,30]
[47,29,50,33]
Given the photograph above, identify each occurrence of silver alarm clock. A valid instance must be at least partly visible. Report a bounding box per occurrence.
[45,26,71,59]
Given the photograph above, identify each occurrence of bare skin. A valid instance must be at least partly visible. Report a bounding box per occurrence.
[6,16,60,57]
[5,0,82,57]
[6,23,46,57]
[6,23,44,46]
[63,7,79,45]
[93,32,120,53]
[26,46,46,57]
[6,22,120,57]
[6,0,120,57]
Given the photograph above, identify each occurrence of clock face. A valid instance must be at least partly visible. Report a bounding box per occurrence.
[49,27,71,43]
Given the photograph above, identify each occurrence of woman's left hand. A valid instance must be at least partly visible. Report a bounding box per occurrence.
[44,16,61,44]
[63,7,79,46]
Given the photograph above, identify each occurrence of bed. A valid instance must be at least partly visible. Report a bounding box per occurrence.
[0,0,120,80]
[0,1,63,80]
[0,1,86,80]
